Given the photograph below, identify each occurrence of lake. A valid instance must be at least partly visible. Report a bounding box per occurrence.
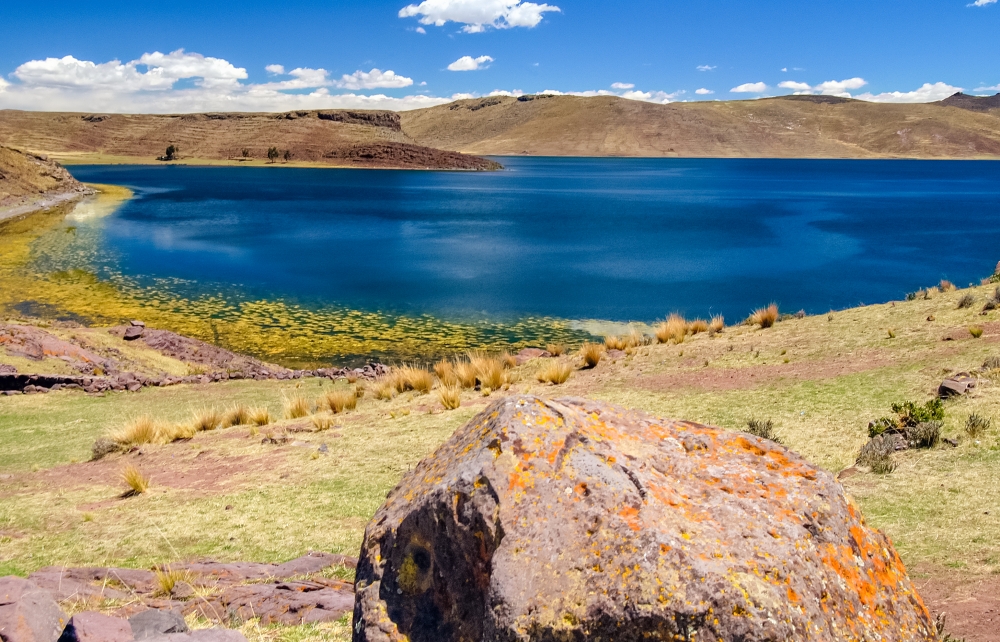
[12,157,1000,365]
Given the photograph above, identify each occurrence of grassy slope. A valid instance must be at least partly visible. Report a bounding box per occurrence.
[400,94,1000,159]
[0,145,88,213]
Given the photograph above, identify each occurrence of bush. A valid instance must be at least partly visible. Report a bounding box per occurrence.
[891,399,944,427]
[939,280,956,292]
[966,413,992,438]
[857,434,896,468]
[744,418,782,444]
[749,304,779,329]
[580,342,604,368]
[984,356,1000,370]
[870,455,898,475]
[868,416,898,439]
[709,315,725,335]
[537,361,572,385]
[905,421,942,449]
[957,293,976,309]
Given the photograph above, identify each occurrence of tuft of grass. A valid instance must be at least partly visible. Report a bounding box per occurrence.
[501,352,517,369]
[311,414,334,431]
[470,353,507,390]
[153,566,192,597]
[966,413,992,438]
[120,464,150,496]
[283,395,311,419]
[437,386,461,410]
[749,304,779,329]
[984,356,1000,370]
[708,315,725,336]
[887,329,896,339]
[454,361,478,389]
[580,342,604,369]
[906,421,942,449]
[939,280,957,292]
[857,433,896,472]
[870,455,898,475]
[604,336,626,350]
[373,378,396,401]
[222,404,251,428]
[433,360,457,387]
[546,343,566,356]
[109,416,164,446]
[165,423,197,441]
[744,418,782,444]
[248,407,271,426]
[391,365,434,394]
[537,361,571,385]
[970,326,984,339]
[322,389,358,414]
[689,319,709,335]
[957,293,976,309]
[192,408,223,432]
[655,314,688,344]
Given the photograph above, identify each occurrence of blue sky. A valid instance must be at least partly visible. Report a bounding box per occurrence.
[1,0,997,113]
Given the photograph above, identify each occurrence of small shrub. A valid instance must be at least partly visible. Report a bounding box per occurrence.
[311,414,334,431]
[434,360,456,386]
[708,315,725,335]
[966,413,992,438]
[323,389,358,414]
[249,407,271,426]
[891,399,944,427]
[939,280,956,292]
[868,416,898,439]
[957,293,976,309]
[689,319,709,335]
[110,416,164,446]
[192,408,223,432]
[984,356,1000,370]
[284,396,311,419]
[905,421,942,449]
[749,304,779,329]
[857,433,896,467]
[546,343,566,356]
[795,309,806,319]
[222,404,251,428]
[438,386,461,410]
[970,326,984,339]
[537,361,572,385]
[121,464,150,496]
[580,342,604,368]
[153,566,191,596]
[744,418,782,444]
[870,455,897,475]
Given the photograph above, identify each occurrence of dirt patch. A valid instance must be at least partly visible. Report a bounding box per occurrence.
[917,569,1000,641]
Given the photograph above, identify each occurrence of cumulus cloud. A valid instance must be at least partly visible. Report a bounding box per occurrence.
[731,82,768,93]
[695,88,713,95]
[969,0,996,6]
[416,26,427,33]
[777,80,812,92]
[399,0,560,32]
[696,65,716,72]
[776,77,866,97]
[975,84,1000,92]
[487,89,524,97]
[534,87,684,104]
[0,50,437,113]
[611,82,634,90]
[855,82,963,103]
[447,55,494,71]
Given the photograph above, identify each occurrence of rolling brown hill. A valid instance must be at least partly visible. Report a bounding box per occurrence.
[0,145,92,221]
[0,109,501,171]
[399,93,1000,159]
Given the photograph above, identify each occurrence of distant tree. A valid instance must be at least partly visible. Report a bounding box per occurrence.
[165,145,177,161]
[283,149,292,162]
[267,146,279,164]
[241,148,251,160]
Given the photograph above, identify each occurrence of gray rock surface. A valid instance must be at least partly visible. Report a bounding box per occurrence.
[57,612,132,642]
[129,610,188,640]
[0,576,67,642]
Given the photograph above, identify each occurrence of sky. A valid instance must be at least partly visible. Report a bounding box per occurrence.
[1,0,998,113]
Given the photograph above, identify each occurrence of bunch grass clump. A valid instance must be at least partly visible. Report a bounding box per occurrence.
[109,416,164,447]
[437,386,461,410]
[546,343,566,357]
[857,433,896,473]
[192,408,223,432]
[249,407,271,426]
[222,404,251,428]
[120,464,150,496]
[454,361,479,389]
[434,360,457,387]
[709,315,725,336]
[373,378,396,401]
[283,395,311,419]
[957,293,976,309]
[580,342,604,369]
[470,352,507,390]
[323,388,358,414]
[655,314,688,344]
[749,304,779,329]
[970,326,984,339]
[905,421,941,449]
[153,566,192,596]
[390,365,434,394]
[939,280,956,292]
[311,414,335,431]
[966,413,992,438]
[744,418,782,444]
[688,319,709,335]
[605,335,626,350]
[537,361,572,385]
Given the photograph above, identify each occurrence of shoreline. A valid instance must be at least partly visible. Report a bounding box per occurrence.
[0,190,90,226]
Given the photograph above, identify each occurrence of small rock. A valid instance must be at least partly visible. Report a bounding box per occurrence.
[318,444,329,454]
[91,438,121,461]
[943,438,959,447]
[2,390,22,396]
[927,315,935,322]
[938,375,976,398]
[169,582,194,600]
[130,320,146,328]
[143,630,247,642]
[0,364,17,375]
[123,327,144,341]
[57,611,132,642]
[0,576,68,642]
[129,609,188,639]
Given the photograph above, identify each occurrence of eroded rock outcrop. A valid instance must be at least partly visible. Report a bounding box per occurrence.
[353,396,936,642]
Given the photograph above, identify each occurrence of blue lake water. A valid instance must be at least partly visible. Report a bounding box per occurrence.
[67,158,1000,325]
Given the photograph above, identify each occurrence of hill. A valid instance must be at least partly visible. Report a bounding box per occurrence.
[0,109,501,171]
[399,93,1000,159]
[0,145,92,222]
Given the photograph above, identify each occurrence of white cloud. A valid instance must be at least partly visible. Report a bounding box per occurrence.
[781,67,788,72]
[447,55,494,71]
[399,0,560,32]
[695,88,713,95]
[0,78,9,92]
[855,82,963,103]
[534,87,683,104]
[975,84,1000,91]
[265,64,285,75]
[335,68,413,90]
[611,82,634,90]
[731,82,768,93]
[416,26,427,33]
[778,80,812,92]
[696,65,716,72]
[487,89,524,97]
[776,77,867,98]
[970,0,996,6]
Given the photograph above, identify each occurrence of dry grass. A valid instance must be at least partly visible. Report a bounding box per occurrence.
[689,319,709,335]
[433,360,457,387]
[966,413,992,438]
[744,418,782,444]
[373,378,396,401]
[249,407,271,426]
[970,326,984,339]
[655,314,688,344]
[166,423,197,441]
[580,342,604,369]
[939,280,957,292]
[222,404,251,428]
[470,353,507,390]
[153,566,192,597]
[537,361,572,385]
[311,414,335,431]
[604,335,626,350]
[120,464,150,496]
[192,408,223,432]
[109,416,164,446]
[283,396,311,419]
[454,361,479,389]
[437,386,461,410]
[546,343,566,356]
[323,389,358,414]
[709,315,725,335]
[390,366,434,394]
[750,304,779,329]
[957,293,976,309]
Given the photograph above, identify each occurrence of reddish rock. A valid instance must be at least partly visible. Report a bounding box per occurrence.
[123,326,144,341]
[938,374,977,398]
[353,396,936,642]
[57,612,132,642]
[0,576,67,642]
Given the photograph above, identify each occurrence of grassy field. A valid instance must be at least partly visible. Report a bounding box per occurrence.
[2,279,999,640]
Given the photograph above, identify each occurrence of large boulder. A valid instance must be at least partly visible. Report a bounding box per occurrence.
[57,612,132,642]
[0,577,67,642]
[353,396,936,642]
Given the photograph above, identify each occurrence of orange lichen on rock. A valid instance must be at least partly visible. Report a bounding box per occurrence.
[352,396,936,642]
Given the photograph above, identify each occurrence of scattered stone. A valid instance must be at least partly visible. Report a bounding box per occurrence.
[0,576,68,642]
[129,609,188,639]
[188,582,353,626]
[143,630,247,642]
[123,326,144,341]
[939,374,977,398]
[836,465,860,480]
[943,437,960,447]
[57,612,132,642]
[91,438,121,461]
[130,320,146,328]
[0,364,16,375]
[354,396,937,642]
[318,443,329,454]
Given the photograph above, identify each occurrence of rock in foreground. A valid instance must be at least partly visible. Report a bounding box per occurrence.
[353,396,936,642]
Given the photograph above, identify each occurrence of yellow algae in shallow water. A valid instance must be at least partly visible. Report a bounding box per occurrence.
[0,188,592,367]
